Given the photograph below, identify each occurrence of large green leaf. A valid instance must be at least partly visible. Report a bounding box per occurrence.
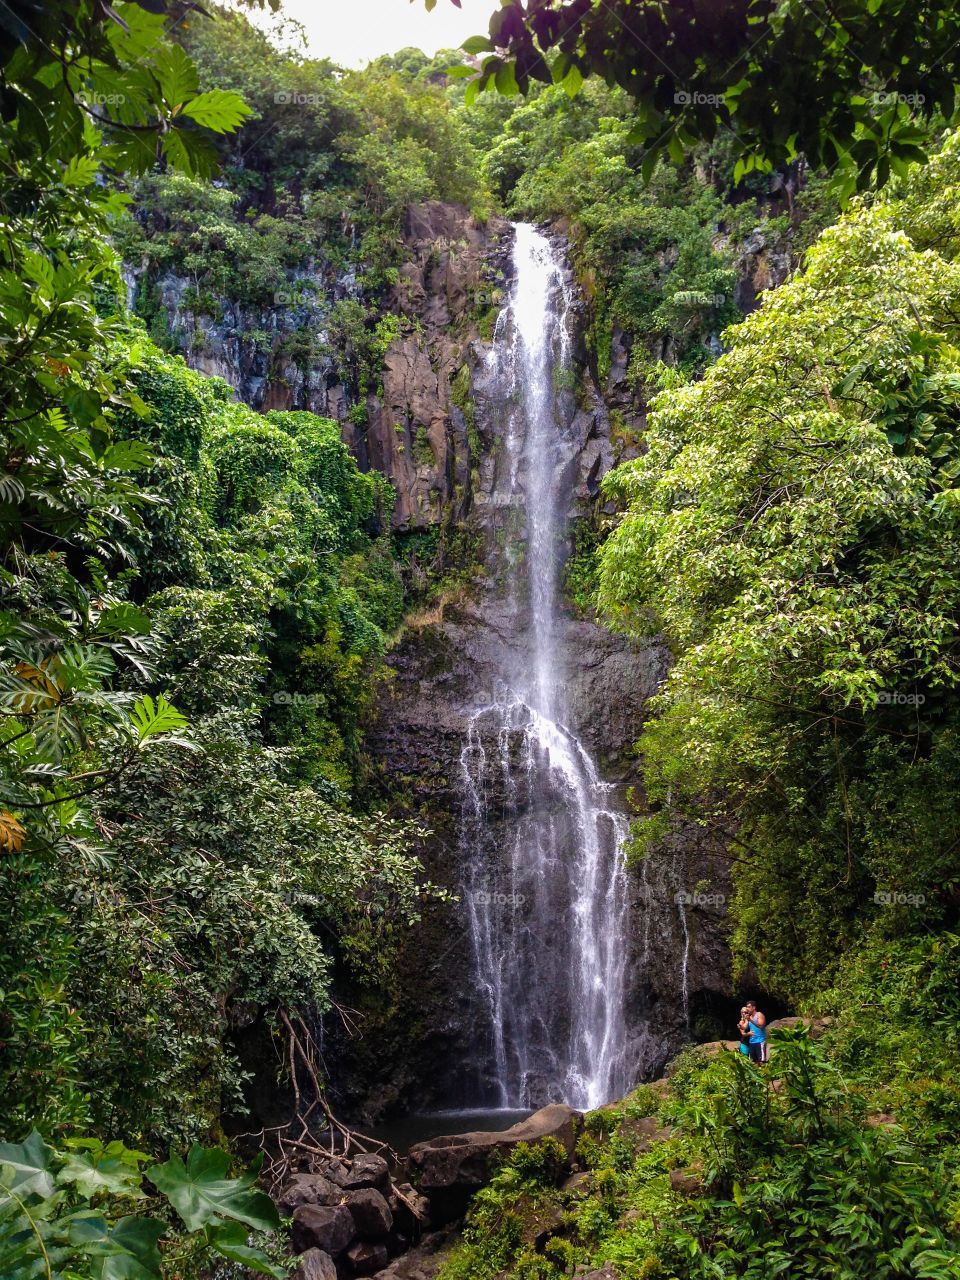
[100,440,154,472]
[70,1214,166,1280]
[206,1220,286,1278]
[58,1150,144,1201]
[180,90,253,133]
[128,693,190,745]
[0,1131,56,1200]
[152,43,199,110]
[147,1148,279,1232]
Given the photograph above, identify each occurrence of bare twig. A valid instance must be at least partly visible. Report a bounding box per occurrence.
[238,1010,425,1231]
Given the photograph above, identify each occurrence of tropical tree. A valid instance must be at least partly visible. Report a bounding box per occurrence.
[598,135,960,995]
[452,0,955,192]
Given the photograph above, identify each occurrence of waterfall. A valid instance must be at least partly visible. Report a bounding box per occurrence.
[459,224,631,1112]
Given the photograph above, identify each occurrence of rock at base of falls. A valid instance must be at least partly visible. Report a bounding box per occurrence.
[278,1173,345,1215]
[291,1203,357,1256]
[347,1241,391,1275]
[339,1154,393,1194]
[406,1102,583,1223]
[346,1188,394,1239]
[292,1248,338,1280]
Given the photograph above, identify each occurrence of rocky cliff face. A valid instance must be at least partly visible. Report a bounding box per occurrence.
[322,212,737,1123]
[345,593,736,1122]
[134,201,741,1121]
[123,256,354,420]
[347,202,509,529]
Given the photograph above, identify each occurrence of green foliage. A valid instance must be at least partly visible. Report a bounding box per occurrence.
[660,1032,960,1278]
[0,322,431,1144]
[445,1035,960,1280]
[563,519,606,617]
[209,418,301,519]
[440,1139,569,1280]
[507,1138,569,1186]
[460,0,954,194]
[599,133,960,999]
[117,2,484,357]
[821,931,960,1146]
[0,2,250,183]
[0,0,433,1150]
[441,1100,678,1280]
[471,82,767,386]
[0,1129,284,1279]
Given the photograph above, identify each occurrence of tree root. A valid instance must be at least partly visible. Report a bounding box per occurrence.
[240,1010,426,1227]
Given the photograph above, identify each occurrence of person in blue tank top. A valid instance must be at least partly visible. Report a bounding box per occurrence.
[743,1000,767,1064]
[737,1006,752,1056]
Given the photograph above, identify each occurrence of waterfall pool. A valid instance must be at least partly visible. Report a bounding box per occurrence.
[369,1108,533,1157]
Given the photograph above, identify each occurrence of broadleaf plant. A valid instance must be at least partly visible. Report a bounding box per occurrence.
[0,1131,284,1280]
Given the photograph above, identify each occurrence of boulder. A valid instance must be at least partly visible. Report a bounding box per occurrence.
[342,1154,392,1194]
[669,1167,705,1197]
[561,1171,593,1199]
[374,1226,461,1280]
[347,1188,393,1239]
[346,1241,390,1275]
[407,1103,582,1223]
[279,1174,344,1216]
[390,1182,431,1238]
[617,1115,672,1148]
[292,1248,338,1280]
[530,1204,567,1251]
[291,1203,356,1256]
[318,1159,352,1188]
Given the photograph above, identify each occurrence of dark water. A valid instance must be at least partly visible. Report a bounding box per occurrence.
[370,1108,532,1156]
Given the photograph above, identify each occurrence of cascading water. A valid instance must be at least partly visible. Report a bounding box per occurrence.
[460,224,632,1112]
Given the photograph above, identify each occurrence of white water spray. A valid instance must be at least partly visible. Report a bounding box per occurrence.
[460,225,631,1111]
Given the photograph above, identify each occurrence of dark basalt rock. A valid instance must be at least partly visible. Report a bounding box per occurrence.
[338,571,737,1117]
[346,1241,390,1275]
[374,1227,461,1280]
[278,1174,344,1216]
[407,1104,583,1224]
[341,1154,392,1194]
[346,1188,394,1239]
[390,1182,431,1238]
[291,1204,356,1257]
[292,1248,338,1280]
